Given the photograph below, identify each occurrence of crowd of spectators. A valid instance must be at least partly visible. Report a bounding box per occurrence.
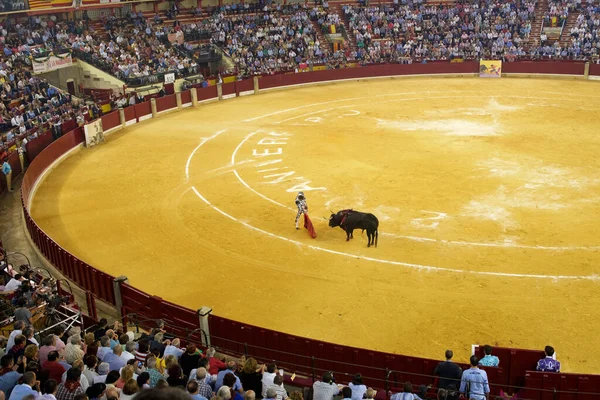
[343,0,536,63]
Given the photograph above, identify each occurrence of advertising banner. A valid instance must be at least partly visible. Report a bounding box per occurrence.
[32,53,73,74]
[479,60,502,78]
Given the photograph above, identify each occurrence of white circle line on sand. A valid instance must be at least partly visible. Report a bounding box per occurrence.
[189,131,599,280]
[234,98,600,252]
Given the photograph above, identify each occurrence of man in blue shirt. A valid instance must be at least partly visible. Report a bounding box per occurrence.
[187,380,209,400]
[215,361,242,393]
[8,371,40,400]
[102,345,126,373]
[0,355,21,398]
[2,159,12,192]
[460,356,490,400]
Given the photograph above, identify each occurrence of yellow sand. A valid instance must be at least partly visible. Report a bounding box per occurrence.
[31,78,600,373]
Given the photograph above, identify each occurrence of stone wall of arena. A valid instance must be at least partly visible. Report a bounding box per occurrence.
[18,60,600,400]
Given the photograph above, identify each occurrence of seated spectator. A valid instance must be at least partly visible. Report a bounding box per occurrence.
[40,379,59,400]
[115,364,134,389]
[348,374,367,400]
[13,299,32,326]
[102,345,125,373]
[312,372,339,400]
[391,383,421,400]
[134,339,150,364]
[207,347,226,376]
[0,354,21,398]
[459,356,489,400]
[6,322,25,353]
[144,356,162,388]
[478,345,500,367]
[42,351,65,383]
[216,361,242,393]
[96,337,111,361]
[82,355,98,384]
[93,363,109,385]
[266,374,287,400]
[93,319,108,341]
[536,346,561,373]
[188,367,212,398]
[9,371,40,400]
[85,382,107,400]
[64,336,84,364]
[61,359,89,392]
[163,339,184,359]
[56,367,84,400]
[166,364,186,388]
[433,350,462,390]
[137,371,150,389]
[261,363,278,397]
[120,378,139,400]
[187,379,208,400]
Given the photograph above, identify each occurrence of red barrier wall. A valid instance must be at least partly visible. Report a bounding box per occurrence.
[222,82,236,98]
[589,63,600,76]
[101,111,121,132]
[19,62,599,399]
[124,106,136,123]
[237,79,254,94]
[156,94,177,113]
[181,90,192,105]
[134,102,152,121]
[502,61,586,75]
[196,86,218,101]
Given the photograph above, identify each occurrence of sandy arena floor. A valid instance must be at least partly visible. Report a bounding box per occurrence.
[31,78,600,373]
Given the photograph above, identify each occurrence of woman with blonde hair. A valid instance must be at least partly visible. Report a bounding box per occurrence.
[24,344,39,363]
[162,354,178,378]
[239,357,263,396]
[116,364,134,389]
[120,378,140,400]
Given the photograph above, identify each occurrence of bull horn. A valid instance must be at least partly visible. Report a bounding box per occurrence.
[322,217,328,220]
[330,209,334,214]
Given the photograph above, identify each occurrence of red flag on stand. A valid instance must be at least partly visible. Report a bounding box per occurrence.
[303,214,317,239]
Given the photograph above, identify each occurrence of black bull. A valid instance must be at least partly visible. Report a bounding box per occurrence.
[328,210,379,247]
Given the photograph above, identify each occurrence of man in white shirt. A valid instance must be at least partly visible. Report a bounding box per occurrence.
[312,372,340,400]
[261,363,278,397]
[163,338,184,359]
[38,378,58,400]
[6,321,25,352]
[120,342,136,364]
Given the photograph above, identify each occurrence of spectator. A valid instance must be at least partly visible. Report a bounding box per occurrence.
[39,336,57,366]
[266,374,287,400]
[145,356,162,388]
[85,382,106,400]
[105,386,119,400]
[134,339,150,364]
[61,360,89,392]
[0,355,22,398]
[459,356,490,400]
[22,329,37,348]
[54,328,66,355]
[261,363,278,397]
[216,362,242,393]
[115,365,134,389]
[40,379,59,400]
[433,350,462,390]
[120,342,135,364]
[132,387,193,400]
[6,322,25,353]
[207,348,226,376]
[120,379,139,400]
[264,387,277,400]
[188,367,213,398]
[238,358,263,398]
[42,351,65,383]
[312,372,339,400]
[93,319,108,341]
[179,344,201,378]
[56,367,84,400]
[479,346,499,367]
[92,363,109,385]
[9,371,40,400]
[246,390,257,400]
[13,299,31,326]
[82,355,97,385]
[64,337,84,365]
[9,336,26,364]
[341,387,353,400]
[137,372,150,389]
[102,346,125,373]
[165,365,186,388]
[163,339,184,359]
[391,383,421,400]
[187,379,208,400]
[96,337,111,362]
[348,374,367,400]
[536,346,560,373]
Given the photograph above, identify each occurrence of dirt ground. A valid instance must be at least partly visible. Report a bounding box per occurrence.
[30,78,600,373]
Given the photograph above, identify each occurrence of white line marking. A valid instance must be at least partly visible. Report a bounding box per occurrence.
[231,131,294,210]
[187,131,599,280]
[185,130,227,180]
[275,105,357,124]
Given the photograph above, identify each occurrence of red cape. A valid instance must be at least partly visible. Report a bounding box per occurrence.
[303,214,317,239]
